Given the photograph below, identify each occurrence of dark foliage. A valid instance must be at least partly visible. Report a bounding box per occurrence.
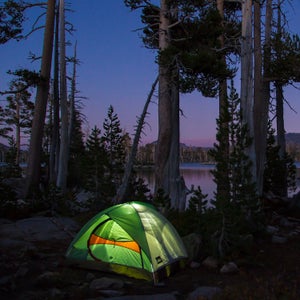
[264,123,296,197]
[68,110,86,187]
[0,0,25,43]
[207,81,264,258]
[125,0,239,97]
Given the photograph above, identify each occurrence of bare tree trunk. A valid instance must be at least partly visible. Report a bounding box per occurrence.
[25,0,56,196]
[276,83,286,152]
[256,0,272,196]
[275,0,287,196]
[49,2,60,183]
[260,0,272,195]
[240,0,256,182]
[155,0,183,210]
[114,76,159,204]
[217,0,230,200]
[275,0,286,160]
[68,41,77,145]
[15,95,20,165]
[167,74,185,210]
[56,0,68,192]
[155,0,172,195]
[253,0,265,196]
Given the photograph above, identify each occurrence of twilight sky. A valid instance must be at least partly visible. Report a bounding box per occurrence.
[1,0,300,147]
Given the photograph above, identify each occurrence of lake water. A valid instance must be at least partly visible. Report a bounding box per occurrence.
[137,162,300,200]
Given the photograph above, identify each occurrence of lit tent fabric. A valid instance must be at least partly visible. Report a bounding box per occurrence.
[65,201,188,281]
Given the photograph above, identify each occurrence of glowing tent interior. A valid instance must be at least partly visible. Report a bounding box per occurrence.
[65,201,188,282]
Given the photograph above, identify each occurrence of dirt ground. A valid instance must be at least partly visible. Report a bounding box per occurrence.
[1,210,300,300]
[122,234,300,299]
[59,232,300,299]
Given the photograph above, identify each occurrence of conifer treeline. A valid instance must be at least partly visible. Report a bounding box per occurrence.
[136,139,300,165]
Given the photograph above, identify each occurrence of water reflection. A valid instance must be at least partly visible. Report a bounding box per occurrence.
[137,163,216,200]
[180,163,216,199]
[137,163,300,200]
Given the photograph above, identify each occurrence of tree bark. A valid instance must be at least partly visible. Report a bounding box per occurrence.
[253,0,264,196]
[114,76,158,204]
[252,0,273,197]
[68,41,77,145]
[155,0,184,210]
[258,0,272,196]
[275,0,287,196]
[276,83,286,154]
[275,0,286,160]
[167,74,185,210]
[56,0,68,192]
[25,0,55,196]
[49,2,60,183]
[217,0,230,200]
[240,0,256,182]
[15,95,20,165]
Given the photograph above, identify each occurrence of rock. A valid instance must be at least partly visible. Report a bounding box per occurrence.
[86,272,96,281]
[14,262,30,278]
[220,262,239,274]
[0,222,24,240]
[15,216,79,241]
[189,261,201,269]
[289,192,300,208]
[202,256,218,269]
[279,217,294,228]
[0,218,73,255]
[0,218,13,225]
[89,277,125,291]
[107,293,179,300]
[0,238,36,254]
[36,271,62,288]
[187,286,222,300]
[0,275,13,288]
[99,289,125,297]
[266,225,279,234]
[49,288,64,298]
[271,235,288,244]
[17,290,49,300]
[154,281,166,287]
[2,177,26,199]
[288,231,299,238]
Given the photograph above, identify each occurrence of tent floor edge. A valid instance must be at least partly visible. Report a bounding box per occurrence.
[153,258,188,283]
[64,258,153,281]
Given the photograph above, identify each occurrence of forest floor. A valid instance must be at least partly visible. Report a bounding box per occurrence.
[1,204,300,299]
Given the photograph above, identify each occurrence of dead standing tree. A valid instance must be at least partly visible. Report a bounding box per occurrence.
[125,0,185,210]
[56,0,68,192]
[240,0,257,183]
[114,76,159,204]
[155,0,184,210]
[25,0,56,196]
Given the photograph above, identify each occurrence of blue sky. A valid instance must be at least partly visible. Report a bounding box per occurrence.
[1,0,300,147]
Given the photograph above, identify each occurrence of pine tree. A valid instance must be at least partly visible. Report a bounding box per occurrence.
[4,81,34,164]
[209,80,263,258]
[101,105,126,197]
[68,109,85,187]
[263,123,296,197]
[124,1,239,210]
[185,186,208,234]
[0,105,12,138]
[4,136,22,178]
[83,126,107,206]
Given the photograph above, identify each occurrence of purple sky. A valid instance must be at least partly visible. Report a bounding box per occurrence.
[1,0,300,147]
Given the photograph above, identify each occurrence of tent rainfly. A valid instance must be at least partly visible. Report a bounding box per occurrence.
[65,201,188,282]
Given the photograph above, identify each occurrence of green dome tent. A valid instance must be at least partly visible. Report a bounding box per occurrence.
[65,201,188,282]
